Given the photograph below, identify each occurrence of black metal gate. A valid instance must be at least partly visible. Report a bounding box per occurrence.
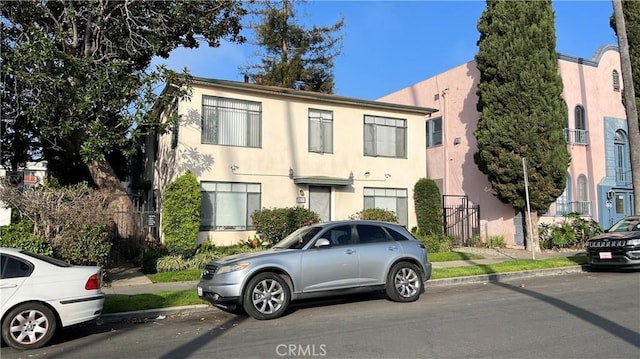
[443,195,480,246]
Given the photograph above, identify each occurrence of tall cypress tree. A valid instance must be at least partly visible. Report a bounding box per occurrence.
[474,0,570,250]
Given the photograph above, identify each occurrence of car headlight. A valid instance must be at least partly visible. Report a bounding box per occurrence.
[627,239,640,246]
[216,262,250,275]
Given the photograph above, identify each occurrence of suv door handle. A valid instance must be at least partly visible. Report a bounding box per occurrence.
[345,249,356,255]
[388,246,398,251]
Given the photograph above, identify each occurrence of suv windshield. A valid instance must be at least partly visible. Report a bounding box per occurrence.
[273,226,322,249]
[608,217,640,232]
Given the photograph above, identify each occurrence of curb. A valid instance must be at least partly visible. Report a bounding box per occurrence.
[99,304,215,324]
[99,265,587,323]
[426,265,586,287]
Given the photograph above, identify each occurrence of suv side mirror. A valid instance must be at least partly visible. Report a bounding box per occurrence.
[314,238,331,248]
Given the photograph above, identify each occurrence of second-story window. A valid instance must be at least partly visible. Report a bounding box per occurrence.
[612,69,620,92]
[574,105,586,144]
[426,117,442,148]
[308,109,333,153]
[363,115,406,158]
[615,130,630,184]
[201,95,262,148]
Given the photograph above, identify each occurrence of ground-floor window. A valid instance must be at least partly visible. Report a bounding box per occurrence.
[200,182,261,230]
[363,187,408,226]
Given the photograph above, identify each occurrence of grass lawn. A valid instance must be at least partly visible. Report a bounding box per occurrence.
[103,253,587,314]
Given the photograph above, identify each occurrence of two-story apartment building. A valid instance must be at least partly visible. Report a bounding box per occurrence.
[144,78,436,245]
[379,44,632,245]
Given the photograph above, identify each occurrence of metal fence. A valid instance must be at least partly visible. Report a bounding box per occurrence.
[107,210,159,265]
[443,195,480,247]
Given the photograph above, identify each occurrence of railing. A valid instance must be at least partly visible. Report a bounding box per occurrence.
[564,128,588,145]
[554,201,591,216]
[443,195,480,247]
[615,168,632,186]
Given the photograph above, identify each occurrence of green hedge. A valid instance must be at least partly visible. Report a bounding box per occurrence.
[0,218,53,256]
[252,207,321,246]
[161,171,202,257]
[414,178,443,236]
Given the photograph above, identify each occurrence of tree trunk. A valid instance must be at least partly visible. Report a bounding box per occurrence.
[613,0,640,214]
[87,159,139,240]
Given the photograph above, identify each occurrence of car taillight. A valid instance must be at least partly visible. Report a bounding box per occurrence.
[85,273,101,290]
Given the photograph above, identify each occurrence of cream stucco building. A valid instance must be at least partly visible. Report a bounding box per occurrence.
[143,78,436,245]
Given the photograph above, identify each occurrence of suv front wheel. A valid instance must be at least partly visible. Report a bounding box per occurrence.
[243,272,290,320]
[386,262,423,302]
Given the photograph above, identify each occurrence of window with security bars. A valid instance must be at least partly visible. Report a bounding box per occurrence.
[363,187,408,226]
[201,96,261,147]
[308,109,333,153]
[200,182,261,231]
[363,115,406,158]
[612,69,620,92]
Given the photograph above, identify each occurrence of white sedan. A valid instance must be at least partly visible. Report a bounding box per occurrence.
[0,247,105,350]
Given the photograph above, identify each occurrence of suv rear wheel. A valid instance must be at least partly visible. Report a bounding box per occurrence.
[386,262,423,302]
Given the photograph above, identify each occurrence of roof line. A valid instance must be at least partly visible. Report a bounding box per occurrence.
[189,77,438,115]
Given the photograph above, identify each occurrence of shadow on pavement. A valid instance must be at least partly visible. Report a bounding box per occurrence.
[492,281,640,348]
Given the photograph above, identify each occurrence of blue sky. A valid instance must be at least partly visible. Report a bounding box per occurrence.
[154,0,617,100]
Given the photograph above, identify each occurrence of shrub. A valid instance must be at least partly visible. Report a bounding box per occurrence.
[141,246,169,274]
[252,207,321,246]
[551,222,576,248]
[413,178,443,236]
[54,224,112,266]
[156,255,190,272]
[566,213,603,246]
[162,171,202,257]
[349,208,398,223]
[469,235,483,248]
[0,218,53,256]
[538,214,603,250]
[487,235,506,248]
[411,228,454,253]
[187,251,219,270]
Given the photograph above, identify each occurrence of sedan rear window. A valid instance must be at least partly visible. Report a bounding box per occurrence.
[21,251,72,267]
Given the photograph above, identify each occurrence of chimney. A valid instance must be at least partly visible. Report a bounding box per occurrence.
[244,74,249,83]
[258,75,263,85]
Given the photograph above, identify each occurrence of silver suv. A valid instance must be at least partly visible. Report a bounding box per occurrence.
[197,220,432,320]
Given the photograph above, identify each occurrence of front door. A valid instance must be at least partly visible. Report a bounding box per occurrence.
[309,186,331,222]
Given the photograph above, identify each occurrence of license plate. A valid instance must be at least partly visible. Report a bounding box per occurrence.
[197,286,203,296]
[599,252,612,259]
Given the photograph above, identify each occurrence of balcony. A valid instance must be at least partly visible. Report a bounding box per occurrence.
[564,128,588,145]
[615,168,632,186]
[554,201,591,216]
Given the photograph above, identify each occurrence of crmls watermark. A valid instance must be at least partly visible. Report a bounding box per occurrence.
[275,343,327,357]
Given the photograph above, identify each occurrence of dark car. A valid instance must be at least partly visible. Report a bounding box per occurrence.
[586,216,640,269]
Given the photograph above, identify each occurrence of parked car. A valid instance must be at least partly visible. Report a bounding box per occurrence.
[0,247,104,350]
[586,216,640,269]
[198,220,432,320]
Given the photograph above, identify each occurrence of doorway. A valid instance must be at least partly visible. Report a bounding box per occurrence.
[309,186,331,222]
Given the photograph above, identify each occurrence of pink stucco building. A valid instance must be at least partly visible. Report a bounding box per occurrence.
[379,44,632,246]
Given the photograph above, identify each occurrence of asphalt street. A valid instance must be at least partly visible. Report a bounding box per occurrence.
[2,270,638,359]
